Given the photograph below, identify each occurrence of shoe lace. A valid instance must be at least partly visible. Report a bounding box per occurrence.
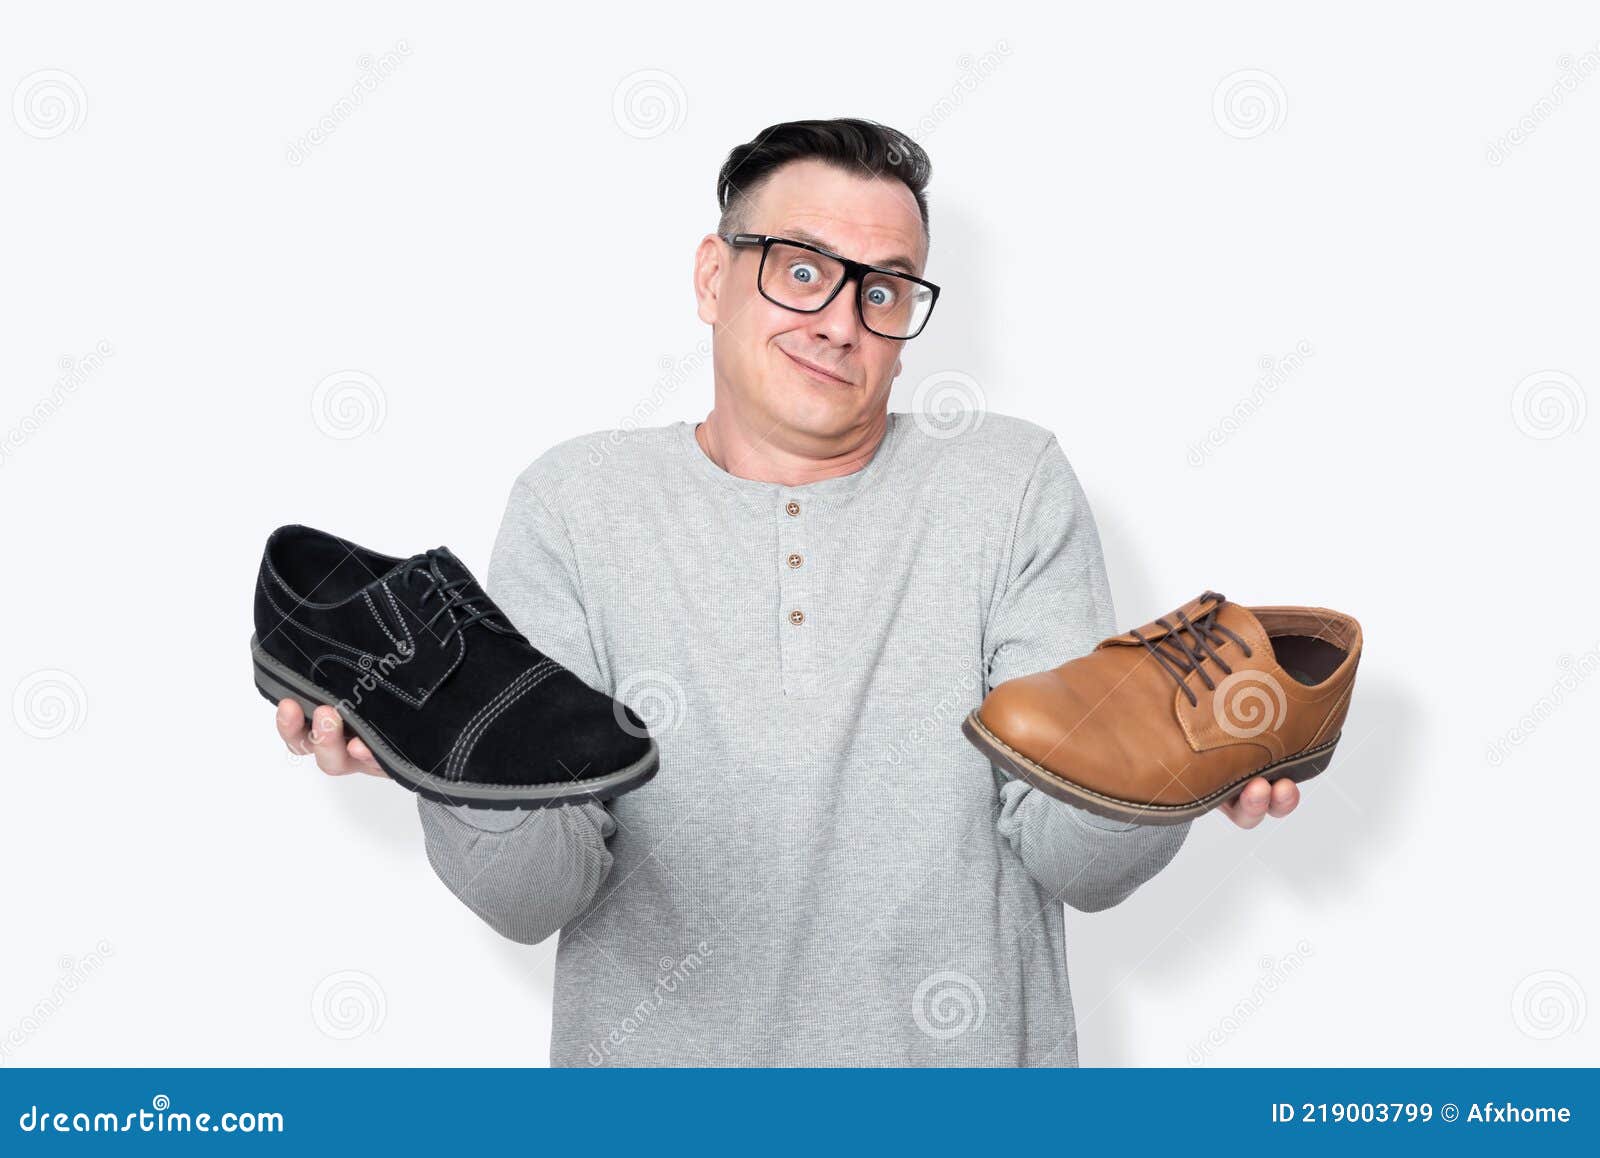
[396,550,521,645]
[1130,591,1253,707]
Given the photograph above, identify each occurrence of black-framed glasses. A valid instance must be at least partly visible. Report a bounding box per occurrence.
[720,232,940,340]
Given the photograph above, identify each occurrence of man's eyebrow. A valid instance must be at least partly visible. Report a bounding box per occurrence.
[783,227,919,275]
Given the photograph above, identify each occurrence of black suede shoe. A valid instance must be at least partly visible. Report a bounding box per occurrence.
[251,524,658,808]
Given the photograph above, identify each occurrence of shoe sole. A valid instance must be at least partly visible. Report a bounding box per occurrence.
[252,634,659,810]
[961,709,1338,826]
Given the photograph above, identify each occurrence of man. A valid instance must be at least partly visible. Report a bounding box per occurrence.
[274,118,1301,1066]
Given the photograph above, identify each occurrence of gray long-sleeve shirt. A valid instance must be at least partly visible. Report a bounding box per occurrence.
[417,411,1191,1066]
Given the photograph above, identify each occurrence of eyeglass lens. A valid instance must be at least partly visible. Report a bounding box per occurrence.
[760,241,933,339]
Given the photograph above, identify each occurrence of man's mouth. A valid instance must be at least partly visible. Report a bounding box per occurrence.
[782,348,854,386]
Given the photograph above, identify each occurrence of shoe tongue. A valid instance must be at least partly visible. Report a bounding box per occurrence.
[1208,600,1274,661]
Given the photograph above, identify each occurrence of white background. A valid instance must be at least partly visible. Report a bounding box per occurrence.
[3,2,1596,1067]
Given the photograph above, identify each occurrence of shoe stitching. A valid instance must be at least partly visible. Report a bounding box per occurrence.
[261,539,396,612]
[318,653,427,707]
[266,571,482,708]
[380,582,417,654]
[391,586,467,700]
[448,665,564,782]
[260,576,375,664]
[443,661,555,779]
[970,712,1338,813]
[262,548,374,611]
[447,663,549,761]
[362,578,466,701]
[363,590,408,653]
[262,553,297,601]
[1306,682,1354,749]
[258,644,642,793]
[410,632,465,701]
[444,663,556,780]
[441,668,547,783]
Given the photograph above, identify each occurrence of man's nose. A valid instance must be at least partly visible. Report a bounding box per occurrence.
[809,279,861,346]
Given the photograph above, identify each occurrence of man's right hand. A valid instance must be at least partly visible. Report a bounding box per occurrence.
[275,700,388,778]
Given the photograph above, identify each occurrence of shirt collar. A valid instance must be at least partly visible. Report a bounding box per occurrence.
[674,413,905,510]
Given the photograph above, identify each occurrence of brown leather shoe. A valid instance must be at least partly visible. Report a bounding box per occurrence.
[963,592,1361,825]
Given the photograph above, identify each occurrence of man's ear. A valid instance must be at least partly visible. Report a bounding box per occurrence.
[693,234,723,326]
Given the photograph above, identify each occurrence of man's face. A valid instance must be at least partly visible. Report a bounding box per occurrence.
[695,158,929,444]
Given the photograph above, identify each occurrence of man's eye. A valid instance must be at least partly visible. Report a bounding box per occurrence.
[865,284,897,307]
[789,262,821,284]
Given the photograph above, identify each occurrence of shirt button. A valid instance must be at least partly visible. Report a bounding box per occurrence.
[788,609,805,626]
[785,500,801,516]
[786,553,803,569]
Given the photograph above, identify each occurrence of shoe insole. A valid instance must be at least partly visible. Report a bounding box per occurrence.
[1270,634,1347,686]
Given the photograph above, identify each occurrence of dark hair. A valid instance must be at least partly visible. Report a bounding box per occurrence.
[716,118,932,242]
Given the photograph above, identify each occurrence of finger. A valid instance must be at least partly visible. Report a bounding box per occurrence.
[1226,778,1272,829]
[276,699,311,755]
[308,705,356,775]
[344,736,387,779]
[1267,778,1300,818]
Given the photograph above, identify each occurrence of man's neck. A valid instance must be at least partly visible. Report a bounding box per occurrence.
[694,407,889,486]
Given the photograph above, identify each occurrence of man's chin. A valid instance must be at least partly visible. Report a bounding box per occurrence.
[767,393,880,444]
